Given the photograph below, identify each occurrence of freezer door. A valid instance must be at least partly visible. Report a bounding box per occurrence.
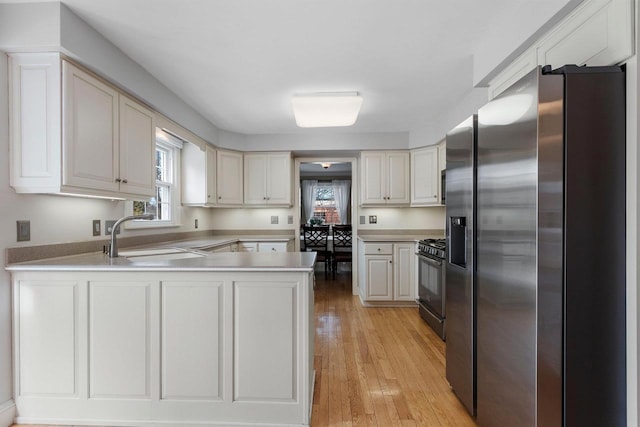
[476,68,552,427]
[444,115,476,416]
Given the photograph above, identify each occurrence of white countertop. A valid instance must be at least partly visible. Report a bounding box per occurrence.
[6,251,316,272]
[6,236,312,273]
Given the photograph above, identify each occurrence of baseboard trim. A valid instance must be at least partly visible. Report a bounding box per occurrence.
[14,417,308,427]
[0,400,16,427]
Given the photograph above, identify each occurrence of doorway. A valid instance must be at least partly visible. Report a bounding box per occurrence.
[294,157,358,295]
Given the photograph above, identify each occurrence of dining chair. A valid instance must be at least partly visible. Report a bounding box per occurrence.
[302,224,331,277]
[331,224,352,278]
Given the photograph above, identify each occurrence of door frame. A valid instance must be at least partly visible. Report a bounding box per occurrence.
[294,156,358,295]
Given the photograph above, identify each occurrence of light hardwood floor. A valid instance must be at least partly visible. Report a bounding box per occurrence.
[311,265,476,426]
[11,266,476,427]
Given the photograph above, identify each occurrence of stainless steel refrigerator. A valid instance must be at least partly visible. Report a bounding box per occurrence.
[445,65,626,427]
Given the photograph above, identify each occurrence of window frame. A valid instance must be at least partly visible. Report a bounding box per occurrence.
[312,182,340,225]
[124,139,181,229]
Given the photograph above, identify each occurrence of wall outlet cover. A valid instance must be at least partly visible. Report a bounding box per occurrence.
[360,215,366,225]
[105,220,120,235]
[271,215,279,224]
[92,220,101,236]
[16,220,30,242]
[369,215,377,224]
[287,215,293,225]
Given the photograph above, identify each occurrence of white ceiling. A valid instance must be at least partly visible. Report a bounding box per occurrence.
[3,0,577,135]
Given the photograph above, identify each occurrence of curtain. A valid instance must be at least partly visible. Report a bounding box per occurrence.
[332,180,351,224]
[301,180,318,224]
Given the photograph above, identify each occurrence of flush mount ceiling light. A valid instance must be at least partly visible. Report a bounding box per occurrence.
[291,92,363,128]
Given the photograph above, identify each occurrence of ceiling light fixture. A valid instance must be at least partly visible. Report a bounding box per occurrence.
[321,162,332,169]
[291,92,363,128]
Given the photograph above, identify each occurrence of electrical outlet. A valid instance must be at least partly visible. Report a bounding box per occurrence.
[195,218,199,229]
[16,220,30,242]
[92,220,101,236]
[105,220,120,235]
[271,215,279,225]
[287,215,293,225]
[369,215,377,224]
[360,215,366,225]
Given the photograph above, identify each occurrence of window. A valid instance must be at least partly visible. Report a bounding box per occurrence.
[312,183,340,225]
[126,137,181,228]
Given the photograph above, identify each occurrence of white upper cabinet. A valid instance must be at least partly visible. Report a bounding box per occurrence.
[244,152,292,206]
[182,143,216,206]
[10,53,155,199]
[360,151,410,205]
[62,61,120,193]
[216,149,244,205]
[438,140,446,173]
[410,146,439,206]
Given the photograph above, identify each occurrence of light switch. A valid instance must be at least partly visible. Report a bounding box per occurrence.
[105,220,120,235]
[288,215,293,225]
[16,220,30,242]
[369,215,377,224]
[92,220,101,236]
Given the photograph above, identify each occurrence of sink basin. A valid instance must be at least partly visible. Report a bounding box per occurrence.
[126,252,205,262]
[119,248,184,257]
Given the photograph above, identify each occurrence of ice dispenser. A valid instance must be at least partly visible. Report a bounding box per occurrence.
[449,216,466,267]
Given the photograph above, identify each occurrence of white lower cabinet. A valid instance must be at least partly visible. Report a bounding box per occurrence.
[12,270,313,426]
[359,241,416,303]
[239,241,290,253]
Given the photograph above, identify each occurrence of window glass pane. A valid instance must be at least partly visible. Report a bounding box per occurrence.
[156,149,168,182]
[313,184,339,224]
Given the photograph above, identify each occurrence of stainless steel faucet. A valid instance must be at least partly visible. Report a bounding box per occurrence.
[108,214,155,257]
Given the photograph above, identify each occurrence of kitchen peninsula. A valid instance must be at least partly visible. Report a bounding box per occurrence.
[6,247,316,427]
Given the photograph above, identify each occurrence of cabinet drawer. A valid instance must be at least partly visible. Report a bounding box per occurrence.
[364,243,393,255]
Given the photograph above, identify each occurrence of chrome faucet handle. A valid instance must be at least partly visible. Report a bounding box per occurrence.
[108,213,155,258]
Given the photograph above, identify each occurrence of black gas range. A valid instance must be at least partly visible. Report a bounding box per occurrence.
[416,238,447,340]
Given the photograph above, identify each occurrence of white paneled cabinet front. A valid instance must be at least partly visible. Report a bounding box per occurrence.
[89,281,151,398]
[216,149,244,205]
[410,146,440,206]
[182,143,217,206]
[244,152,292,205]
[17,281,78,396]
[360,151,410,205]
[162,281,222,400]
[234,282,296,401]
[9,53,155,199]
[358,241,416,304]
[62,61,120,193]
[12,270,313,426]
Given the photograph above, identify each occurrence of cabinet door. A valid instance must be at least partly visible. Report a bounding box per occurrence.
[438,141,446,172]
[217,150,243,205]
[386,152,410,204]
[119,95,155,197]
[360,152,386,204]
[393,244,415,301]
[258,242,288,253]
[244,154,267,205]
[205,145,217,205]
[62,61,119,192]
[410,146,439,206]
[365,255,393,300]
[266,153,292,205]
[181,142,207,205]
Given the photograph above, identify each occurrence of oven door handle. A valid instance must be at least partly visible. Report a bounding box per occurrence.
[416,253,443,267]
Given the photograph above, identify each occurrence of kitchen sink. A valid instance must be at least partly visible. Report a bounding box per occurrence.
[120,248,206,262]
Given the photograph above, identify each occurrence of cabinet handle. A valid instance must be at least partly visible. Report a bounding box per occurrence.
[218,196,222,199]
[377,248,381,251]
[115,178,121,183]
[389,260,392,264]
[122,179,128,184]
[208,195,211,198]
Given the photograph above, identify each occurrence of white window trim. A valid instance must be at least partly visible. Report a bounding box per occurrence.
[124,140,182,229]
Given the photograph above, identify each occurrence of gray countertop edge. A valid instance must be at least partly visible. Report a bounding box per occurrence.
[6,265,315,273]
